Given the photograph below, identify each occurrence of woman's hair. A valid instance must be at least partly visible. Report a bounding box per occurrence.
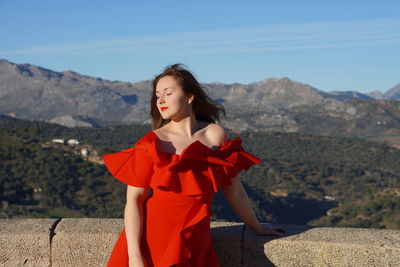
[150,63,226,130]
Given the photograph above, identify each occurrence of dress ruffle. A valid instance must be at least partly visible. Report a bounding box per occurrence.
[147,131,261,195]
[102,131,261,194]
[102,139,154,188]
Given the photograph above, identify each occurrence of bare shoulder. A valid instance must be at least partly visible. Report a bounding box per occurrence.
[204,123,229,145]
[152,124,170,139]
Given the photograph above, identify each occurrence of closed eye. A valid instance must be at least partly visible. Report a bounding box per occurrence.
[156,93,172,99]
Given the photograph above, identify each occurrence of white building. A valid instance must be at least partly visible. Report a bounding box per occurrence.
[67,139,79,145]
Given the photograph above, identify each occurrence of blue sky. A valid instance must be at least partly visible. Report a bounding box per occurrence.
[1,0,399,94]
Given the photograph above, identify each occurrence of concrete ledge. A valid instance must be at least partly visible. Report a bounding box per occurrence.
[211,222,244,266]
[0,218,58,267]
[52,218,123,267]
[1,219,399,267]
[243,224,400,267]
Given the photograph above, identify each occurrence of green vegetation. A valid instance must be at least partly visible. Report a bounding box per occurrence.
[241,131,400,229]
[0,131,125,218]
[0,116,399,229]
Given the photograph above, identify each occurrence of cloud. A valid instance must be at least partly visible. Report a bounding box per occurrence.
[1,18,399,56]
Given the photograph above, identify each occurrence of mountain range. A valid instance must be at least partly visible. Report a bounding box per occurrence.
[0,58,399,144]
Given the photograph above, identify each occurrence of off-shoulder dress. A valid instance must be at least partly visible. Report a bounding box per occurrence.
[102,130,261,267]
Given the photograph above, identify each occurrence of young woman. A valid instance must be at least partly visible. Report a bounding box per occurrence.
[103,64,287,267]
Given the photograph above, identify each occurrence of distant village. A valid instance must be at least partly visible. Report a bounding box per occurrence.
[49,138,104,164]
[50,138,93,160]
[51,138,79,145]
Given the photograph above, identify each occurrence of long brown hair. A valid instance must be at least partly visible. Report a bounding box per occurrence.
[150,63,226,130]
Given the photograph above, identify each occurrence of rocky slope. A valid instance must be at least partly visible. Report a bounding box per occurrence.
[1,58,399,142]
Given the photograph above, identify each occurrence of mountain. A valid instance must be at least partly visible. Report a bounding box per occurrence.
[0,58,334,127]
[326,91,373,101]
[1,58,400,145]
[384,83,400,99]
[0,58,151,126]
[204,77,326,108]
[366,83,400,100]
[367,90,385,100]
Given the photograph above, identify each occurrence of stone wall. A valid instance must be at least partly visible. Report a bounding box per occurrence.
[0,218,399,266]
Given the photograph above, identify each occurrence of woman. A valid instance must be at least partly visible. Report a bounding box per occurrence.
[103,64,287,267]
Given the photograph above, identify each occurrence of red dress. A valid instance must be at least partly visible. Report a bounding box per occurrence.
[102,131,261,267]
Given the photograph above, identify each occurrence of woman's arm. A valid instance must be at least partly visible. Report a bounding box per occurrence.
[221,177,286,236]
[124,185,149,264]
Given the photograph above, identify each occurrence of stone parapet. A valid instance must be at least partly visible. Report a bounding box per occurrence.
[0,218,399,266]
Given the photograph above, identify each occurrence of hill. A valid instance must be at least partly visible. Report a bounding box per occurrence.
[0,116,398,229]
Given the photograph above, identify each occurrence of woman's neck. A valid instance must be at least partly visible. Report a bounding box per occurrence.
[167,116,206,138]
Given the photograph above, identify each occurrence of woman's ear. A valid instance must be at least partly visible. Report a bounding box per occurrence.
[188,94,195,104]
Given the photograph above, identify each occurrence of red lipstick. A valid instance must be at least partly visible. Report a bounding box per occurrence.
[160,107,168,111]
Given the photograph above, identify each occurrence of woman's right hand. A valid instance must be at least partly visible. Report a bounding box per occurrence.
[254,225,287,237]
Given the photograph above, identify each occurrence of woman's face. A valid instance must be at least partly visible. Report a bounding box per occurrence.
[155,75,194,120]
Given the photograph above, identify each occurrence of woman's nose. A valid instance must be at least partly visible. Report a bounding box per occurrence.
[158,95,165,104]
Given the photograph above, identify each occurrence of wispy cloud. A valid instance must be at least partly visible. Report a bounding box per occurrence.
[1,18,399,56]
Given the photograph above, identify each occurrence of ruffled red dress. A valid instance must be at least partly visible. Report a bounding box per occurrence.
[102,131,260,267]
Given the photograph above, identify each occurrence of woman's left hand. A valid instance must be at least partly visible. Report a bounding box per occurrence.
[253,225,287,237]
